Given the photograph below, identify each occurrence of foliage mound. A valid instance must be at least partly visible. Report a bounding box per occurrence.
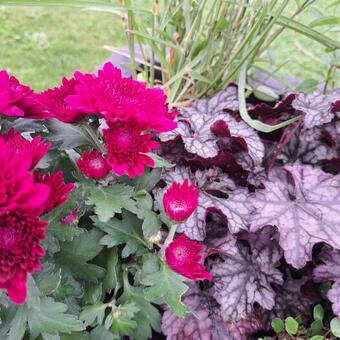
[0,62,339,340]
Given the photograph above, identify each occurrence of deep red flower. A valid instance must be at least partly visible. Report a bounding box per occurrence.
[1,129,50,170]
[0,210,47,304]
[39,77,85,123]
[163,179,199,222]
[34,170,74,215]
[103,119,158,178]
[0,70,51,119]
[165,234,212,281]
[0,138,50,217]
[66,62,176,132]
[77,149,110,180]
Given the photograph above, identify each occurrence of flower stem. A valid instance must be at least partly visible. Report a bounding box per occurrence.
[160,223,177,259]
[82,123,105,154]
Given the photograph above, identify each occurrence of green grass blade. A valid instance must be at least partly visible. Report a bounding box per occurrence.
[238,63,300,133]
[309,16,340,28]
[277,15,340,50]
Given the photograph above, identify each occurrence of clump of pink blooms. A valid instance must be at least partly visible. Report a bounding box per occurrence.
[0,63,211,303]
[0,131,72,304]
[163,179,212,281]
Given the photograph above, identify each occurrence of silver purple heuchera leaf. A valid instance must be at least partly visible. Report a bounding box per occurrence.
[160,87,264,166]
[280,126,337,165]
[235,151,266,187]
[292,90,340,129]
[161,284,263,340]
[161,166,252,241]
[211,227,283,321]
[249,163,340,269]
[259,276,318,330]
[314,248,340,317]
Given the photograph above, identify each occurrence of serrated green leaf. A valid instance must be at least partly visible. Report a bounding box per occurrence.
[271,318,284,334]
[93,211,148,258]
[47,224,84,243]
[34,263,62,295]
[42,334,60,340]
[330,317,340,337]
[89,326,114,340]
[60,332,90,340]
[103,248,121,295]
[118,272,161,340]
[313,304,324,321]
[285,317,299,336]
[44,187,85,243]
[144,262,188,317]
[83,282,103,305]
[28,297,84,337]
[109,302,139,336]
[54,273,84,300]
[80,303,108,327]
[119,168,162,192]
[26,276,41,310]
[87,185,136,222]
[7,306,27,340]
[47,120,92,150]
[134,191,161,238]
[56,229,105,282]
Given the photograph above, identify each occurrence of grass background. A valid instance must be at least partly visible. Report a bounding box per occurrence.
[0,0,338,92]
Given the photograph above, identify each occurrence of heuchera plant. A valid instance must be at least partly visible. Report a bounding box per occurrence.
[0,63,339,339]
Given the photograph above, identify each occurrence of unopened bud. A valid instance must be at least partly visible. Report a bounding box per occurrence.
[147,231,162,244]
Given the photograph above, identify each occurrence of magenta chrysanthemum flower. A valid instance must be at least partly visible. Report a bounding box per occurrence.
[0,138,50,217]
[0,70,31,116]
[0,210,47,304]
[66,62,176,133]
[165,234,212,281]
[1,129,50,170]
[163,179,199,222]
[77,149,110,180]
[39,77,85,123]
[0,70,51,119]
[34,171,74,215]
[103,119,158,178]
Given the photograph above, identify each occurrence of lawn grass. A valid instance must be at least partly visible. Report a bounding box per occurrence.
[0,6,126,90]
[0,0,338,92]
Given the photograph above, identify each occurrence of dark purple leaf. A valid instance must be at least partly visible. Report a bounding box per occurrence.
[161,284,263,340]
[249,163,340,269]
[332,100,340,115]
[160,87,264,166]
[160,167,252,240]
[210,227,283,321]
[292,91,339,129]
[249,93,296,122]
[314,248,340,317]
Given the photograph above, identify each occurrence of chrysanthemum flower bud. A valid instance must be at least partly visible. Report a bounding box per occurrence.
[162,179,199,222]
